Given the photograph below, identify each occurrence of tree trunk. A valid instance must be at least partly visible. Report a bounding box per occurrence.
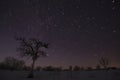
[27,59,36,78]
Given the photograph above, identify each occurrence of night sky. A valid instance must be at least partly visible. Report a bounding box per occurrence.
[0,0,120,68]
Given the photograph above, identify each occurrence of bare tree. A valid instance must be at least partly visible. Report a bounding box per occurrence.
[99,57,109,69]
[16,37,49,78]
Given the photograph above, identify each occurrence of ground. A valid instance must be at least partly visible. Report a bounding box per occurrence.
[0,70,120,80]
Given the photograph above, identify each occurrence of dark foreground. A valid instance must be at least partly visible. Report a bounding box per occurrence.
[0,70,120,80]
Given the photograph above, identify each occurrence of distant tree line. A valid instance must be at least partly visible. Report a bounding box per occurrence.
[0,57,117,71]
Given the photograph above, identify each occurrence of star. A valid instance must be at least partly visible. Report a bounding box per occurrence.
[100,27,105,30]
[112,30,117,33]
[112,0,115,3]
[93,54,98,57]
[76,6,80,9]
[61,12,65,15]
[78,25,81,29]
[112,7,116,10]
[47,7,51,11]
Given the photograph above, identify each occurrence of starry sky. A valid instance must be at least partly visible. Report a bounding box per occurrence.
[0,0,120,68]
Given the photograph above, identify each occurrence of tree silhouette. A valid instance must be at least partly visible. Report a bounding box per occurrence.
[16,37,49,78]
[96,64,101,70]
[68,66,73,71]
[73,66,80,71]
[99,57,109,70]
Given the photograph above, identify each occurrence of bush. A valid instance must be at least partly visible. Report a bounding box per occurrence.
[42,66,62,71]
[86,67,93,71]
[0,57,25,71]
[35,66,42,71]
